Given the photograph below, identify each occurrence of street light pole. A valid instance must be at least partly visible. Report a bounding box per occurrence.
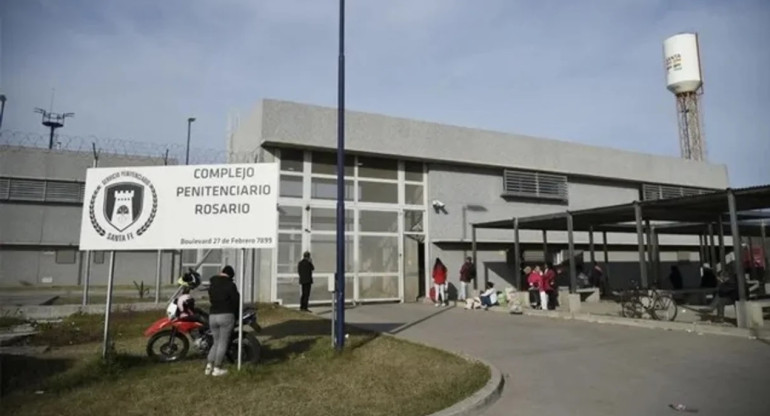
[334,0,346,351]
[185,117,196,165]
[0,95,7,130]
[181,116,196,279]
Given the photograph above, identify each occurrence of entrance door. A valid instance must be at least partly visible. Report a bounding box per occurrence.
[404,235,425,302]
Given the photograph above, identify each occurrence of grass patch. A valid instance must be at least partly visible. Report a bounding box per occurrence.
[0,315,27,329]
[29,309,162,347]
[2,304,489,416]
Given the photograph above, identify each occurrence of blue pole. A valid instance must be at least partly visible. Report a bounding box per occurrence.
[335,0,346,350]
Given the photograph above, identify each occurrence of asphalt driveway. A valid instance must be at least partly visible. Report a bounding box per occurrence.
[321,303,770,416]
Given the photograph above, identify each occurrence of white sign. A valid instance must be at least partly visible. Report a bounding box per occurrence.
[79,163,278,251]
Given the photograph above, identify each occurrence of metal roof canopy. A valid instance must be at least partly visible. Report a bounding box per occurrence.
[473,185,770,232]
[473,215,768,237]
[469,185,770,329]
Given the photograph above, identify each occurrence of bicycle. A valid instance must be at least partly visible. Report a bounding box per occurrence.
[619,283,678,321]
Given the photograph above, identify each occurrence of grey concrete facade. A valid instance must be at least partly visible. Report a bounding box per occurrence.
[232,99,729,301]
[0,147,178,287]
[2,99,731,299]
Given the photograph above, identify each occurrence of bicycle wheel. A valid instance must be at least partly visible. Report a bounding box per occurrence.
[651,293,678,321]
[620,293,644,318]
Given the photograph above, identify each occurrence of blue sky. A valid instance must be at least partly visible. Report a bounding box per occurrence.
[1,0,768,186]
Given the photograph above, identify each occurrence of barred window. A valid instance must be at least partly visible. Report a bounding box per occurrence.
[0,177,85,204]
[502,169,568,201]
[642,184,713,201]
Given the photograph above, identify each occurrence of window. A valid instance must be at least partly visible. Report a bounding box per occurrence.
[311,177,354,201]
[280,175,303,198]
[279,206,303,231]
[359,236,399,273]
[358,156,398,180]
[359,210,399,233]
[277,233,303,274]
[199,266,221,279]
[311,208,353,232]
[405,184,424,205]
[45,181,84,203]
[311,152,354,176]
[93,251,105,264]
[404,161,424,182]
[642,184,714,201]
[0,178,8,199]
[182,250,198,264]
[502,169,568,201]
[0,177,85,204]
[202,249,222,264]
[310,234,354,273]
[404,210,424,233]
[55,249,77,264]
[280,149,304,173]
[359,274,399,299]
[358,181,398,204]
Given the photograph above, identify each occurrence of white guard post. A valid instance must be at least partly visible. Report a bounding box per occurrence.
[237,248,245,370]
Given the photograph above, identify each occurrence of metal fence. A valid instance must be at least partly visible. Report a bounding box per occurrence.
[0,130,264,164]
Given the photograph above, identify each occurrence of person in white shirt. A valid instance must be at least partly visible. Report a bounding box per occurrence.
[464,282,499,310]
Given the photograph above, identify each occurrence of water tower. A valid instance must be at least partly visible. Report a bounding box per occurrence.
[663,33,705,161]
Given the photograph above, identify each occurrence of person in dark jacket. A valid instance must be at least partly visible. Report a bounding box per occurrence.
[458,257,476,301]
[706,271,739,321]
[298,252,314,312]
[668,265,683,290]
[700,264,718,288]
[205,265,240,377]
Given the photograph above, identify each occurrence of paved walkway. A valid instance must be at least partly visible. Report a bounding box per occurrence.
[320,303,770,416]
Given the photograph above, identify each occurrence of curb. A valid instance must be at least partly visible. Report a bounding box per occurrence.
[347,320,504,416]
[426,355,504,416]
[496,307,769,340]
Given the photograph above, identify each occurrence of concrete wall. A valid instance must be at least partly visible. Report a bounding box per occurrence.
[255,99,729,188]
[0,147,168,180]
[0,249,175,286]
[1,148,169,246]
[1,148,174,287]
[425,163,702,247]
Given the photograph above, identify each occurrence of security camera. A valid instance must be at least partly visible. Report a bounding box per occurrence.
[431,200,445,208]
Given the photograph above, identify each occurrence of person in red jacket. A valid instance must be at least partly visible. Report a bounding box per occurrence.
[538,264,555,310]
[432,258,448,307]
[527,265,542,309]
[542,263,557,310]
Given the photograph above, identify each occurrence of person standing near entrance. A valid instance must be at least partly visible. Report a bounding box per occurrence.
[543,263,557,310]
[298,252,314,312]
[458,257,476,301]
[432,258,448,307]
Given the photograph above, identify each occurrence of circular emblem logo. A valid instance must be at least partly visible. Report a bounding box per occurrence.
[89,170,158,242]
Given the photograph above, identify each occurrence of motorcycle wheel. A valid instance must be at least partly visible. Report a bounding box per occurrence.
[146,330,190,362]
[226,332,261,365]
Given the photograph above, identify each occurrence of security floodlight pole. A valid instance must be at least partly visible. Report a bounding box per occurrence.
[0,95,7,130]
[185,117,196,165]
[35,108,74,149]
[334,0,346,351]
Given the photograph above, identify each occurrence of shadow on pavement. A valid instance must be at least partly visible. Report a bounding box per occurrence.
[390,306,455,335]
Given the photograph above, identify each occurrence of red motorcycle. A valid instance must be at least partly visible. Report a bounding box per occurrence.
[144,271,261,364]
[144,307,261,363]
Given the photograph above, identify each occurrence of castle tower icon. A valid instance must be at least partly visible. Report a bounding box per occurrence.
[111,190,135,231]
